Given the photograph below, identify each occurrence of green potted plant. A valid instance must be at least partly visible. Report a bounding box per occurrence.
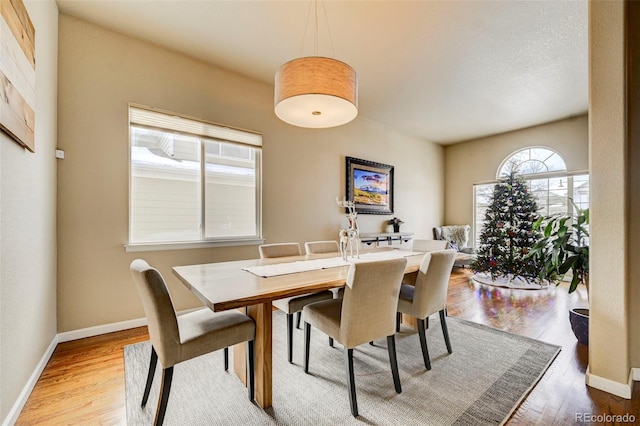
[526,202,589,344]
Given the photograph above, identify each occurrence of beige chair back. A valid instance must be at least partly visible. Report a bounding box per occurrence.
[412,239,449,252]
[130,259,181,367]
[304,240,340,255]
[340,258,407,348]
[259,243,302,259]
[409,250,457,318]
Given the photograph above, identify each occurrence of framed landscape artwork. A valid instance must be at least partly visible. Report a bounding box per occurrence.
[0,0,36,152]
[346,156,394,214]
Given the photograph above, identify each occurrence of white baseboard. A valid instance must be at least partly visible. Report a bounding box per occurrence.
[586,367,634,399]
[57,317,148,343]
[633,367,640,381]
[57,307,203,343]
[2,335,59,426]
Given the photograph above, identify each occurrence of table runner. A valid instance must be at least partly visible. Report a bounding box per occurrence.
[243,250,424,278]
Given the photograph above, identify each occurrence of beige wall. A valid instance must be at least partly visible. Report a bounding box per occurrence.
[56,15,444,332]
[443,115,589,229]
[0,0,58,420]
[587,0,633,391]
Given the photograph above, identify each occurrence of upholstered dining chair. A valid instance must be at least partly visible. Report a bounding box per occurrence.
[259,243,334,364]
[258,242,303,259]
[304,240,340,255]
[398,240,449,310]
[396,249,457,370]
[302,258,407,417]
[411,239,449,253]
[130,259,256,425]
[305,240,343,299]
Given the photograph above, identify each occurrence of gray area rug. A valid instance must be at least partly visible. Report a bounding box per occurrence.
[124,311,560,425]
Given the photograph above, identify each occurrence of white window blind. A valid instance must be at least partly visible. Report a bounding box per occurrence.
[129,107,262,147]
[128,105,262,247]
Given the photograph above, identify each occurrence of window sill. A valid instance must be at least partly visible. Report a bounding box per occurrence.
[124,238,265,253]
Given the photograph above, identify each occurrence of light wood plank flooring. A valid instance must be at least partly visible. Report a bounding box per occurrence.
[16,269,640,425]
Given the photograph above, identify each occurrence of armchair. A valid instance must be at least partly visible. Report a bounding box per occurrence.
[433,225,476,268]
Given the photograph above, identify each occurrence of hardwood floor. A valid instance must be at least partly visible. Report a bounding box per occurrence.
[16,269,640,425]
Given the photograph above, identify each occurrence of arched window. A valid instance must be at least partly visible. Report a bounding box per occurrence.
[497,147,566,177]
[472,147,589,247]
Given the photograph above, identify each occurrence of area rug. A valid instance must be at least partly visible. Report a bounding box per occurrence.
[124,311,560,425]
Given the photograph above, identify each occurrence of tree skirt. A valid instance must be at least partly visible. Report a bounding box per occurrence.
[472,273,553,290]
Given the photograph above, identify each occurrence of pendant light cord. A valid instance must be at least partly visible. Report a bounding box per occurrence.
[299,0,336,58]
[321,0,336,58]
[299,1,312,57]
[314,0,319,55]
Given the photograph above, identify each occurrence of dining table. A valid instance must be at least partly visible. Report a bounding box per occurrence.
[172,248,426,409]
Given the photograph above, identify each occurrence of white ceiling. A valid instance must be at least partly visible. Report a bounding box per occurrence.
[55,0,588,145]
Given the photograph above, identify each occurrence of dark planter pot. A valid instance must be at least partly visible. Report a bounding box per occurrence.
[393,224,400,233]
[569,308,589,345]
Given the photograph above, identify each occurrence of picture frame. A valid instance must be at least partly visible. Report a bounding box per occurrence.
[0,0,36,152]
[346,156,394,215]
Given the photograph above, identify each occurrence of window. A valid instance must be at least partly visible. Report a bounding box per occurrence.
[473,147,589,247]
[128,106,262,249]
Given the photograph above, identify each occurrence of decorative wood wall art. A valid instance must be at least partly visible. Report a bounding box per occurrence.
[0,0,35,152]
[346,156,394,214]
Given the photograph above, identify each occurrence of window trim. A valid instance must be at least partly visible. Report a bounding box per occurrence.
[126,104,263,251]
[124,238,265,253]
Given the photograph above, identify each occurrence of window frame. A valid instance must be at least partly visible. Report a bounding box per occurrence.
[497,146,567,178]
[473,171,589,245]
[472,146,588,248]
[125,104,264,252]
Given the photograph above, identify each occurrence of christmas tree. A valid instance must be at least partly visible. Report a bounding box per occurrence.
[472,171,541,281]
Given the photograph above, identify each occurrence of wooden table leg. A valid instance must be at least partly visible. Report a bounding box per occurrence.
[401,313,418,330]
[401,271,418,330]
[246,302,272,408]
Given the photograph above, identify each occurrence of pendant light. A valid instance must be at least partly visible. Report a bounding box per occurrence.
[274,1,358,129]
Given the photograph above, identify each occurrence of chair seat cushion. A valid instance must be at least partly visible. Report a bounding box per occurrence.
[272,290,334,314]
[398,283,415,302]
[176,309,255,365]
[397,283,418,317]
[302,298,343,341]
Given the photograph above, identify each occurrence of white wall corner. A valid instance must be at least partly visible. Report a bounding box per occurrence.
[585,367,633,399]
[2,335,59,426]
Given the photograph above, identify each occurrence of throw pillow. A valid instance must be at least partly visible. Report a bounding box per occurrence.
[441,225,470,249]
